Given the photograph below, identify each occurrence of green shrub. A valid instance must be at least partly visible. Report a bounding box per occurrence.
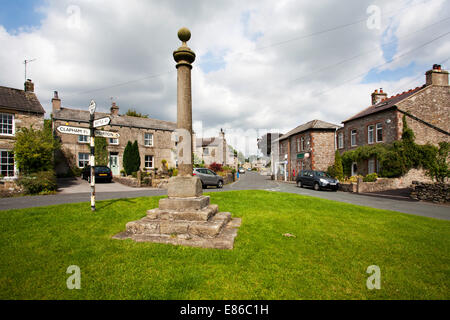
[333,150,344,180]
[123,141,133,175]
[363,173,378,182]
[18,171,57,195]
[131,171,138,178]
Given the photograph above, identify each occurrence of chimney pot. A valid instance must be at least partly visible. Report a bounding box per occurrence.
[24,79,34,92]
[371,88,387,105]
[110,101,119,116]
[426,64,449,86]
[51,90,61,112]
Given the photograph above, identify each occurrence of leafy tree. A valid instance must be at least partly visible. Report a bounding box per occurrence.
[94,137,108,166]
[425,142,449,182]
[126,109,149,118]
[333,150,344,180]
[123,141,133,175]
[13,126,59,174]
[132,140,141,172]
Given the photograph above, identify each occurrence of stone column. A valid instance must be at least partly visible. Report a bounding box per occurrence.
[167,27,202,198]
[173,27,196,176]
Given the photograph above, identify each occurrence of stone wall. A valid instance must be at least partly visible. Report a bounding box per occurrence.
[410,182,449,203]
[340,168,434,193]
[0,110,44,151]
[311,131,336,171]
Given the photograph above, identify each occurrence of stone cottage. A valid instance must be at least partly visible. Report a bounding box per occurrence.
[51,92,176,176]
[338,64,450,176]
[273,119,340,181]
[0,80,45,179]
[193,129,229,166]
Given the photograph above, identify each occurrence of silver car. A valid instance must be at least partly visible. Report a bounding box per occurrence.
[193,168,224,188]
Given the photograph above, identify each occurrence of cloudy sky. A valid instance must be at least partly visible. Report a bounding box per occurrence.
[1,0,449,156]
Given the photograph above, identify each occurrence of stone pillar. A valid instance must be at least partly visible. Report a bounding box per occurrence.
[173,27,196,177]
[167,27,202,198]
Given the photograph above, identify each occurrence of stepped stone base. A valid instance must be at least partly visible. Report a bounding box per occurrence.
[113,195,241,249]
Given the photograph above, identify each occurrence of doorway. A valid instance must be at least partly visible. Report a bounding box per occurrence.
[109,152,119,176]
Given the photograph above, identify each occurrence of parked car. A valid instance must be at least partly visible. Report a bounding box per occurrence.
[193,168,224,188]
[296,170,339,191]
[238,167,245,174]
[82,165,113,183]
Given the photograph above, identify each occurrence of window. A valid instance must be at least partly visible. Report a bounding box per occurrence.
[145,155,154,168]
[368,159,376,174]
[78,153,89,168]
[144,133,153,146]
[338,133,344,149]
[306,137,310,150]
[0,150,15,177]
[376,123,383,142]
[368,125,374,144]
[109,138,119,145]
[78,135,89,143]
[301,137,304,151]
[0,113,14,135]
[296,138,301,152]
[203,147,209,155]
[351,130,357,147]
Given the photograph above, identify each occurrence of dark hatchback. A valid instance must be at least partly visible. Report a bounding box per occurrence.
[82,166,113,183]
[296,170,339,191]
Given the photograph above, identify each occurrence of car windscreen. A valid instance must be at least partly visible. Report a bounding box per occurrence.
[315,171,331,178]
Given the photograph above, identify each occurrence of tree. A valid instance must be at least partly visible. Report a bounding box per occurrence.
[333,150,344,180]
[94,137,108,166]
[13,126,59,174]
[123,141,133,175]
[426,142,449,182]
[132,140,141,172]
[126,109,149,118]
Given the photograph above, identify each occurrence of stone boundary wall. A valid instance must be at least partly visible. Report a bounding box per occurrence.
[340,168,434,193]
[113,176,141,188]
[222,173,235,185]
[410,182,449,203]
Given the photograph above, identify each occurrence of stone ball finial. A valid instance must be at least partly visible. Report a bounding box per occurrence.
[178,27,191,42]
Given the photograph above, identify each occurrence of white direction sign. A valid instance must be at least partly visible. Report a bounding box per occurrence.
[94,130,120,138]
[93,117,111,128]
[89,100,96,115]
[57,126,90,136]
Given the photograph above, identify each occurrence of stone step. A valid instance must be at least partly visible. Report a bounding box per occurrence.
[146,204,218,221]
[158,195,210,211]
[125,211,232,238]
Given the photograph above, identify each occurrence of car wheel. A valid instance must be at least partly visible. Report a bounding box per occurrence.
[217,180,223,188]
[297,180,302,188]
[314,182,320,191]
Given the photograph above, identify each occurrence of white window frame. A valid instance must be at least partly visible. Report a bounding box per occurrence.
[368,125,374,144]
[144,133,153,147]
[0,149,16,179]
[78,135,89,144]
[351,130,357,147]
[78,152,90,168]
[0,113,15,136]
[145,155,154,169]
[338,133,344,149]
[376,123,383,142]
[296,138,301,152]
[109,137,119,145]
[203,147,209,155]
[306,137,311,150]
[300,137,304,151]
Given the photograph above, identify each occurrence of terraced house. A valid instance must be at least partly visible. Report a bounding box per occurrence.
[0,80,45,179]
[51,92,176,176]
[338,65,450,176]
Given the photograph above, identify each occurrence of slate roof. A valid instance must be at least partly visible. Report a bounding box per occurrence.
[196,137,220,147]
[0,86,45,114]
[278,119,340,141]
[342,85,426,123]
[53,107,176,131]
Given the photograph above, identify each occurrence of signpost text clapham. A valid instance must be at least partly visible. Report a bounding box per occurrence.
[56,100,119,211]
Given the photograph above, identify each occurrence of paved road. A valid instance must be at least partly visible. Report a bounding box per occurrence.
[1,172,449,221]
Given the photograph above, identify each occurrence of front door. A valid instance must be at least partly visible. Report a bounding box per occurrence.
[109,153,119,176]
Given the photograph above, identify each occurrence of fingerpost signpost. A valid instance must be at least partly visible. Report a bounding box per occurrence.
[88,100,96,211]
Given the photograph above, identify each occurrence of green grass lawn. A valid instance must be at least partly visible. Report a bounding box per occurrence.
[0,190,448,299]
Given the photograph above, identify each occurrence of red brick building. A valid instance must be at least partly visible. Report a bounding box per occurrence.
[274,120,340,181]
[338,64,450,176]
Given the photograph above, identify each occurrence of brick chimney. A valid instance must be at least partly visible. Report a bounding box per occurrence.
[371,88,387,105]
[426,64,449,86]
[24,79,34,92]
[110,102,119,116]
[52,91,61,113]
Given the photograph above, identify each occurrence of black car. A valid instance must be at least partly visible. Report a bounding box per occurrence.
[296,170,339,191]
[82,166,113,183]
[193,168,224,188]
